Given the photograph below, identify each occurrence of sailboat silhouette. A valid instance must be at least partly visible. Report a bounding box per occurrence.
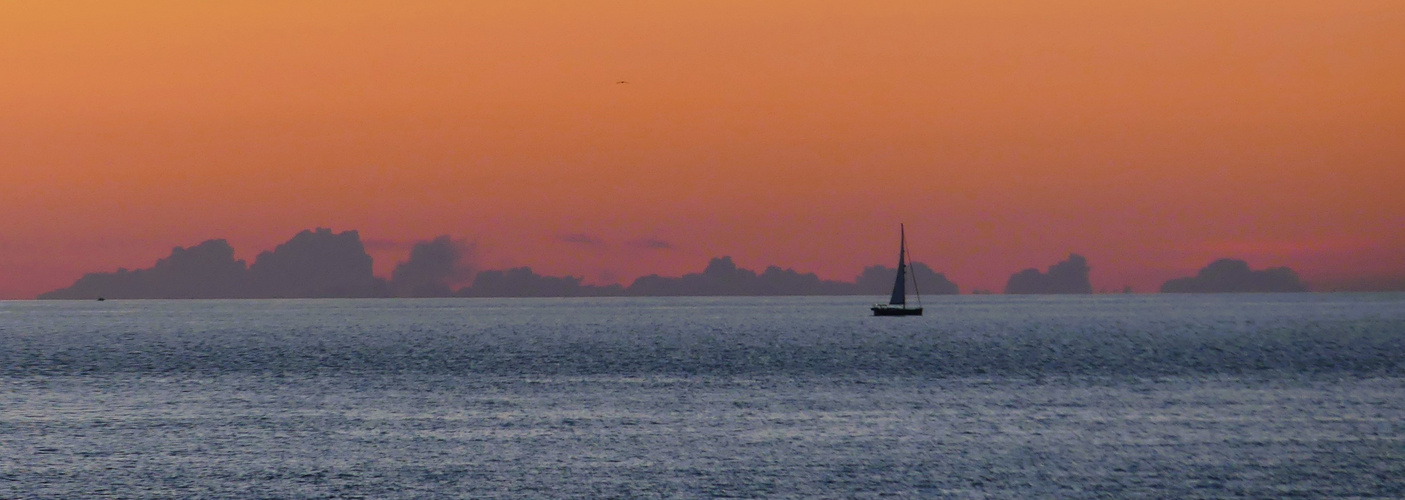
[871,224,923,316]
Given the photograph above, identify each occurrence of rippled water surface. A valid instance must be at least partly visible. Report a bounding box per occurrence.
[2,295,1403,497]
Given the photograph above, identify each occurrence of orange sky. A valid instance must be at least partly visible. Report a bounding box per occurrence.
[2,1,1402,298]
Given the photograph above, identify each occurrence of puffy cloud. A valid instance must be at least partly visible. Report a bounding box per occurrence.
[390,236,473,297]
[1161,259,1307,293]
[42,229,390,299]
[624,256,958,297]
[247,228,387,298]
[1004,254,1093,294]
[41,232,975,299]
[38,239,247,299]
[855,262,959,296]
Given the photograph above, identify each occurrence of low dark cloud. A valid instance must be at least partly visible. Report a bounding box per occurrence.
[1004,254,1093,294]
[42,229,390,299]
[1161,259,1308,293]
[391,236,474,297]
[627,257,760,296]
[460,267,624,297]
[38,239,248,299]
[41,231,972,299]
[621,256,957,296]
[248,228,388,298]
[629,238,673,250]
[558,233,604,246]
[855,263,959,296]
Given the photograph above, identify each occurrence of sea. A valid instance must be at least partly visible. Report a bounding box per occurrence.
[1,294,1403,498]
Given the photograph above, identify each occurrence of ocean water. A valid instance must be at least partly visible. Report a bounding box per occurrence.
[1,294,1403,498]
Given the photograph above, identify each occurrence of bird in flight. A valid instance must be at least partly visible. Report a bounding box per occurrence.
[616,81,629,84]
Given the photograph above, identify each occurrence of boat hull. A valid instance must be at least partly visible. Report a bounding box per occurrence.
[871,306,923,316]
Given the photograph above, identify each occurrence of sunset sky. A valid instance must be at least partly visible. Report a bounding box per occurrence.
[2,1,1402,299]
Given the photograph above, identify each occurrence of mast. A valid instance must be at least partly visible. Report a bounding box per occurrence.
[888,224,907,306]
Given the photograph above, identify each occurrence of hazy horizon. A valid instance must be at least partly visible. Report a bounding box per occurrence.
[2,2,1402,298]
[12,228,1404,299]
[27,227,1391,300]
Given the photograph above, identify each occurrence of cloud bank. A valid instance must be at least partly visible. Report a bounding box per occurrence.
[462,267,624,297]
[1161,259,1308,293]
[1004,254,1093,294]
[248,228,387,298]
[44,232,1332,299]
[39,233,964,299]
[37,239,248,300]
[40,229,390,299]
[391,236,472,297]
[855,262,960,296]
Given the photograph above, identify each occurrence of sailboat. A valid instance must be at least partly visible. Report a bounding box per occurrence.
[871,224,923,316]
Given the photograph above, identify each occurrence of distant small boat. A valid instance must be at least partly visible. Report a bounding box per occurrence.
[872,224,923,316]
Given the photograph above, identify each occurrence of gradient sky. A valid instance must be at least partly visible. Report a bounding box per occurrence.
[2,1,1402,299]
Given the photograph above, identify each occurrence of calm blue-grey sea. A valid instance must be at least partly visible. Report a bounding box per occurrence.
[2,294,1403,498]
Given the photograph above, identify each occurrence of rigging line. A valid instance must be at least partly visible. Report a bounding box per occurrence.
[906,227,922,307]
